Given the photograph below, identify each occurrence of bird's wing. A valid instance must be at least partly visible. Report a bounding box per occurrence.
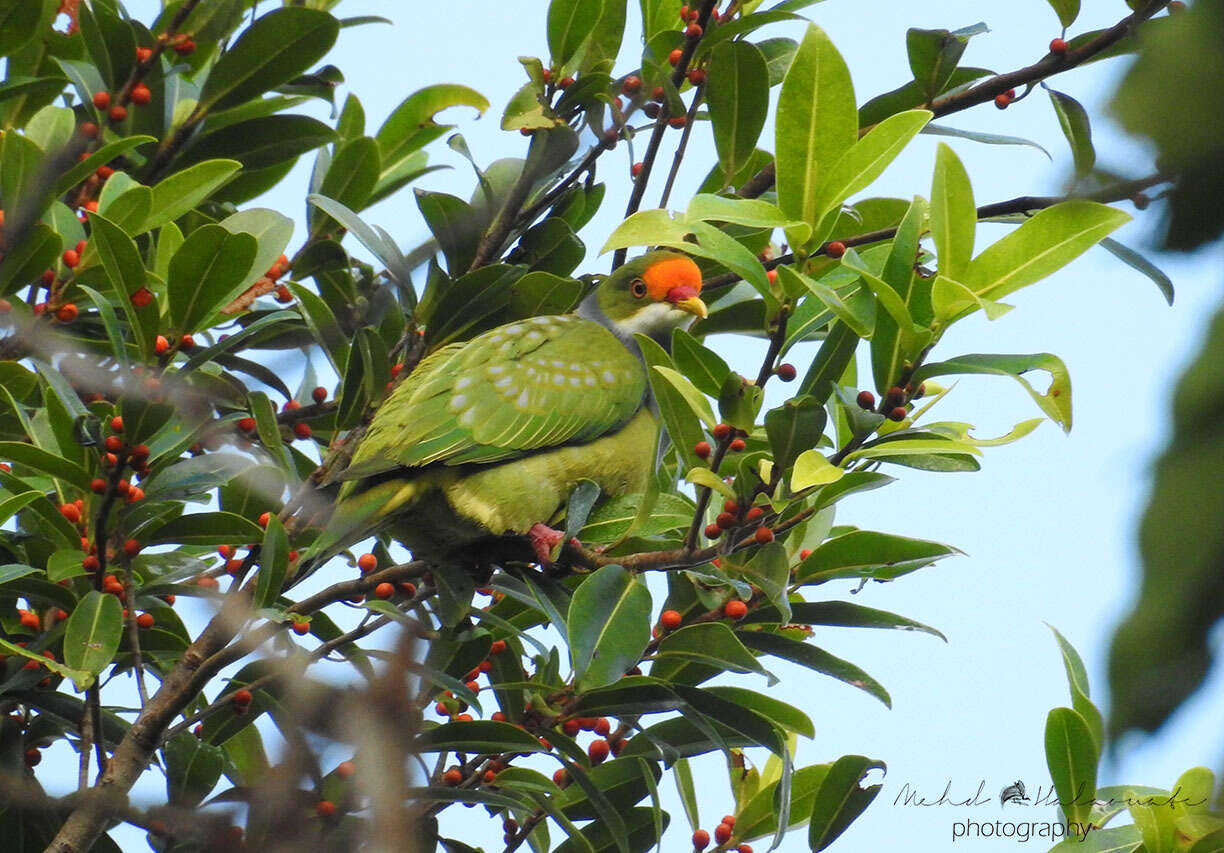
[341,315,646,477]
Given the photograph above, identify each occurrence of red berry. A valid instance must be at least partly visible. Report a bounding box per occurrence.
[136,612,154,629]
[491,711,507,722]
[541,68,552,84]
[62,250,79,268]
[687,68,706,85]
[293,422,312,440]
[668,115,687,129]
[588,739,610,764]
[92,91,110,109]
[724,600,748,620]
[754,526,774,544]
[179,334,194,349]
[335,760,355,779]
[651,86,665,101]
[136,47,153,62]
[559,77,575,89]
[594,717,611,736]
[660,609,682,630]
[232,688,253,706]
[24,748,41,767]
[435,702,449,716]
[56,303,78,323]
[679,4,689,18]
[994,93,1011,109]
[1132,193,1150,210]
[766,269,778,285]
[1169,0,1186,9]
[357,553,378,574]
[131,84,151,105]
[173,39,196,56]
[315,800,336,818]
[694,440,711,459]
[311,386,327,404]
[728,438,746,452]
[444,768,463,786]
[563,718,581,736]
[631,162,644,179]
[745,506,764,522]
[108,105,127,122]
[856,390,875,410]
[80,122,99,138]
[621,75,642,96]
[799,549,813,560]
[825,241,846,259]
[19,610,40,630]
[685,23,703,39]
[131,287,153,307]
[490,640,507,655]
[275,284,292,303]
[291,620,310,635]
[668,48,684,66]
[374,582,394,599]
[716,512,735,529]
[553,768,568,786]
[110,416,124,433]
[154,335,169,355]
[257,511,271,528]
[776,363,796,381]
[1049,38,1067,54]
[59,503,81,523]
[712,423,732,441]
[704,523,722,539]
[888,406,907,421]
[715,823,733,844]
[122,539,141,557]
[692,830,710,850]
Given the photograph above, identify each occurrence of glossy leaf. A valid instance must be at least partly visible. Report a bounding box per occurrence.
[164,733,225,808]
[707,40,770,183]
[766,395,827,476]
[415,720,548,753]
[653,622,772,679]
[166,224,259,334]
[795,529,961,584]
[1047,87,1095,177]
[548,0,603,70]
[1045,0,1080,28]
[736,631,891,707]
[198,8,340,111]
[568,564,652,690]
[0,0,45,58]
[808,755,886,851]
[930,143,975,282]
[776,25,857,233]
[146,160,243,231]
[1099,238,1174,306]
[63,590,123,677]
[912,352,1073,432]
[1045,707,1098,825]
[906,27,969,101]
[377,84,489,175]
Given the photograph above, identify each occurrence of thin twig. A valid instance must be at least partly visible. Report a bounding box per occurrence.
[657,83,705,210]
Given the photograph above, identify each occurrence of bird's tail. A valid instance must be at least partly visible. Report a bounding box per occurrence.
[295,476,424,579]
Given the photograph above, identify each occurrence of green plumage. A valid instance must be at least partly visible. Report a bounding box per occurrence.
[310,251,705,564]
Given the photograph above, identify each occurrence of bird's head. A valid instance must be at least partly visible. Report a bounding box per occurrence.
[592,251,707,340]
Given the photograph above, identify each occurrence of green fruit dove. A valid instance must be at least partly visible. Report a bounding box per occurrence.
[306,251,707,568]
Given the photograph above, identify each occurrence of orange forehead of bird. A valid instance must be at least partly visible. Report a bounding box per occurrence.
[641,255,703,302]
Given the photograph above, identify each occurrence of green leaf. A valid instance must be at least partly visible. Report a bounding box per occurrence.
[1045,707,1098,825]
[559,759,662,821]
[254,516,289,609]
[146,512,265,547]
[145,160,243,232]
[415,720,547,754]
[930,144,975,283]
[317,136,381,218]
[652,622,773,680]
[0,222,60,297]
[673,684,787,755]
[579,493,694,543]
[198,8,340,111]
[180,115,336,171]
[921,122,1051,158]
[166,224,259,334]
[0,441,92,491]
[811,109,931,233]
[0,562,38,584]
[164,733,225,808]
[776,25,857,232]
[717,372,763,431]
[683,195,797,230]
[766,395,826,476]
[87,213,152,358]
[736,631,891,707]
[808,755,886,851]
[414,190,482,274]
[54,136,157,198]
[912,352,1073,432]
[796,529,960,584]
[906,27,972,102]
[376,85,489,175]
[705,686,814,738]
[548,0,604,70]
[790,449,844,492]
[963,201,1129,303]
[737,763,830,842]
[601,209,691,255]
[0,636,93,688]
[651,366,717,429]
[1045,0,1080,28]
[63,590,123,677]
[0,493,43,529]
[1047,87,1095,178]
[685,466,736,499]
[553,806,667,853]
[568,564,652,690]
[1099,238,1174,306]
[565,480,602,542]
[749,601,946,641]
[706,40,770,183]
[1047,625,1105,751]
[0,0,45,58]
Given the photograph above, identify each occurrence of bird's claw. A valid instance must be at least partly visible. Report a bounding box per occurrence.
[528,523,565,567]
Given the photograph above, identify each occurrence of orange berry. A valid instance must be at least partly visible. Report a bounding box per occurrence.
[292,422,312,440]
[712,423,732,441]
[728,438,746,452]
[825,241,846,259]
[668,115,688,129]
[685,23,703,39]
[490,639,507,655]
[19,610,40,630]
[335,760,355,779]
[122,538,141,557]
[232,688,253,706]
[315,800,336,818]
[92,91,110,109]
[799,549,813,560]
[55,303,78,323]
[754,526,774,544]
[443,768,463,786]
[559,76,575,88]
[563,718,581,736]
[994,93,1011,109]
[154,335,169,355]
[694,440,711,459]
[692,829,710,850]
[724,600,748,620]
[24,748,41,767]
[311,386,327,403]
[108,105,127,122]
[704,523,721,539]
[660,609,682,631]
[131,287,153,307]
[136,612,154,629]
[237,417,256,432]
[357,553,378,573]
[59,503,81,523]
[292,620,310,635]
[374,582,394,599]
[257,511,271,527]
[631,161,644,179]
[130,84,151,105]
[715,823,733,844]
[621,75,642,96]
[745,506,764,522]
[173,39,196,56]
[668,48,684,66]
[62,249,79,268]
[687,68,706,85]
[588,739,609,764]
[179,334,194,349]
[274,284,292,303]
[80,122,99,138]
[136,47,153,62]
[109,416,124,433]
[553,768,568,786]
[1049,38,1067,54]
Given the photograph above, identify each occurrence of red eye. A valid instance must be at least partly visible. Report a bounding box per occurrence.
[631,279,647,298]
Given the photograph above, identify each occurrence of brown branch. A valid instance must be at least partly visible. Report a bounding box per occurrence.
[613,0,720,269]
[736,0,1171,199]
[657,83,706,210]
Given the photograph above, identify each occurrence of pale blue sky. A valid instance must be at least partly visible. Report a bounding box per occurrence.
[55,2,1224,850]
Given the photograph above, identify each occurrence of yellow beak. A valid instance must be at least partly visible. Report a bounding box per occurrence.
[671,296,708,319]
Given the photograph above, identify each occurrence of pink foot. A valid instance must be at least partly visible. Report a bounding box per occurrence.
[528,523,565,566]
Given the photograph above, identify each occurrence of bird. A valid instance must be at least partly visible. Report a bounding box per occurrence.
[306,251,707,568]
